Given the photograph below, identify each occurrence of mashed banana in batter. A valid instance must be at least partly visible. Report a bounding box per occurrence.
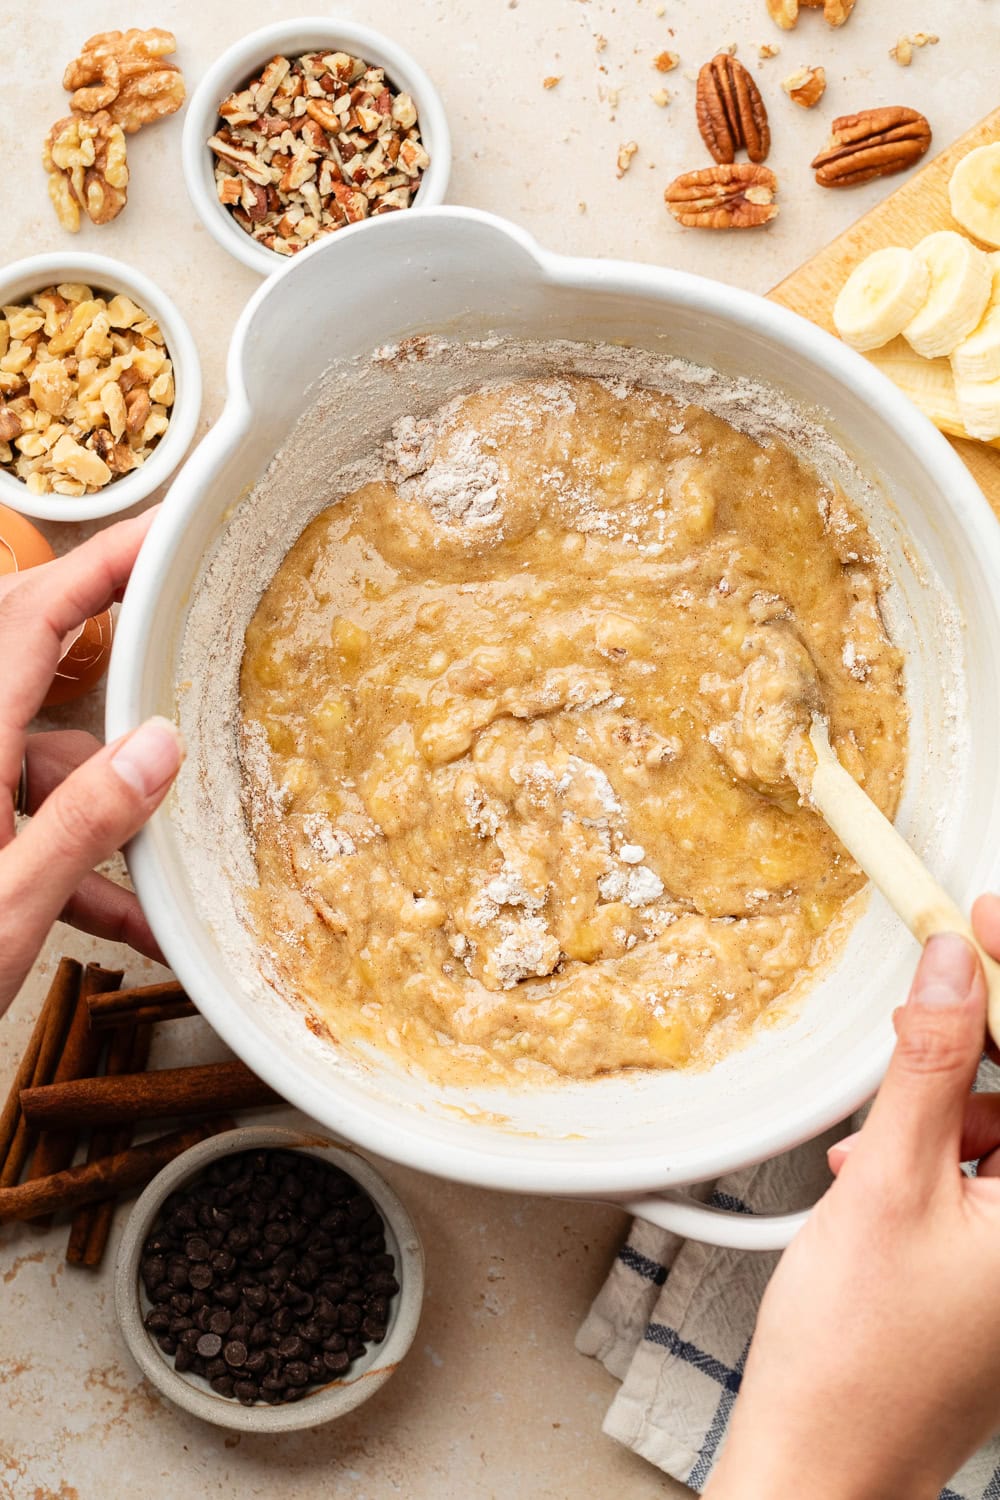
[239,374,906,1081]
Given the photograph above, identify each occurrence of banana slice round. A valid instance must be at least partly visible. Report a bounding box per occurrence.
[949,142,1000,250]
[903,230,993,358]
[951,252,1000,382]
[955,372,1000,441]
[833,246,930,352]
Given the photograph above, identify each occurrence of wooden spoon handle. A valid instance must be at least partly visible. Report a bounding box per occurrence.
[809,725,1000,1045]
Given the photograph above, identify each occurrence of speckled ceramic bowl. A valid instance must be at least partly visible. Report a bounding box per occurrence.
[114,1126,424,1432]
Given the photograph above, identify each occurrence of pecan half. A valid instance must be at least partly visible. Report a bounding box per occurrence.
[767,0,856,28]
[696,55,770,164]
[664,163,778,229]
[811,106,931,187]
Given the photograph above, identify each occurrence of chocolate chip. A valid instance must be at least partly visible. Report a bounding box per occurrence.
[234,1379,259,1404]
[186,1236,211,1262]
[224,1340,248,1368]
[245,1349,268,1375]
[208,1309,232,1335]
[211,1375,236,1398]
[362,1316,387,1342]
[347,1338,366,1360]
[188,1264,214,1291]
[196,1332,222,1359]
[323,1349,350,1375]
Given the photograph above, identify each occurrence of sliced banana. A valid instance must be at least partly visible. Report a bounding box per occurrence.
[950,252,1000,381]
[832,246,930,352]
[955,373,1000,441]
[867,336,966,436]
[949,142,1000,250]
[903,230,993,358]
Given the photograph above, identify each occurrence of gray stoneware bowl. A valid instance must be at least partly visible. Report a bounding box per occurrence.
[114,1125,424,1432]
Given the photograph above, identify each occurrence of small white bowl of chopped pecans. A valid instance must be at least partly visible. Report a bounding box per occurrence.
[182,18,452,276]
[0,252,202,523]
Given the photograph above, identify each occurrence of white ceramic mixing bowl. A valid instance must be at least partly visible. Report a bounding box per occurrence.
[106,208,1000,1251]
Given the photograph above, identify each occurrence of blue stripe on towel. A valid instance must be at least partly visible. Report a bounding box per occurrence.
[618,1245,668,1285]
[708,1191,754,1215]
[687,1342,750,1491]
[645,1324,742,1394]
[940,1490,964,1499]
[980,1464,1000,1499]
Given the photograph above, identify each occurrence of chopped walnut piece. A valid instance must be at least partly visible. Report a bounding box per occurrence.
[616,141,639,177]
[595,34,608,52]
[0,283,175,497]
[758,41,781,58]
[783,65,826,107]
[542,75,562,89]
[654,50,679,72]
[209,50,431,255]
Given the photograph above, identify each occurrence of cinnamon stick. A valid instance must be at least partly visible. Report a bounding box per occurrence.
[88,983,197,1030]
[21,1061,280,1130]
[28,966,123,1217]
[0,1119,235,1224]
[0,959,81,1187]
[87,981,192,1020]
[66,1023,152,1266]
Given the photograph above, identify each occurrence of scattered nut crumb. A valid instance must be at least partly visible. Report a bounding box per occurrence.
[653,50,679,71]
[650,88,671,107]
[890,31,938,66]
[542,75,562,88]
[782,64,826,108]
[577,200,587,213]
[721,42,738,56]
[654,3,666,14]
[758,42,781,59]
[594,34,607,52]
[616,141,639,177]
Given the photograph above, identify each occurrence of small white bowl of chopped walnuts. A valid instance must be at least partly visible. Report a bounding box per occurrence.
[0,252,201,523]
[182,18,452,276]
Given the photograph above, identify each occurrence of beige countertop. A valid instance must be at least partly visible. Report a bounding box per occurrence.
[2,1,996,1496]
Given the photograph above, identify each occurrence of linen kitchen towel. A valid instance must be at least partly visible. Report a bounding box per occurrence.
[577,1113,1000,1498]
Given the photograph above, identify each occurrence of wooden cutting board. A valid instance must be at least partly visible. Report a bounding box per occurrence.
[768,107,1000,520]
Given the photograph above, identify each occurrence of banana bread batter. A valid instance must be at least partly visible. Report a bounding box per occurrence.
[239,374,907,1081]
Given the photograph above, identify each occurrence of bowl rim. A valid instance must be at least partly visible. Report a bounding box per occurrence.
[107,206,1000,1199]
[114,1125,424,1432]
[181,16,452,277]
[0,251,202,523]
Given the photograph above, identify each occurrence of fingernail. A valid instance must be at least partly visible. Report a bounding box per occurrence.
[911,932,977,1009]
[832,1132,858,1154]
[110,716,184,798]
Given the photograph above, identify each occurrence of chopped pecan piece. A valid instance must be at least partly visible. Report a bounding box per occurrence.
[767,0,856,27]
[811,106,931,187]
[696,54,770,164]
[782,65,826,108]
[664,163,778,229]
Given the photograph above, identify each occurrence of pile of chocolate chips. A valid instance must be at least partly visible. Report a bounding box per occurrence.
[140,1148,398,1405]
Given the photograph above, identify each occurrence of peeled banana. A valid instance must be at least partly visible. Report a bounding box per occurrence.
[955,373,1000,441]
[866,336,1000,448]
[950,253,1000,382]
[949,141,1000,250]
[832,246,930,351]
[903,230,993,358]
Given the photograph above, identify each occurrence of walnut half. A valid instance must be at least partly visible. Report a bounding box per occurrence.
[42,112,128,231]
